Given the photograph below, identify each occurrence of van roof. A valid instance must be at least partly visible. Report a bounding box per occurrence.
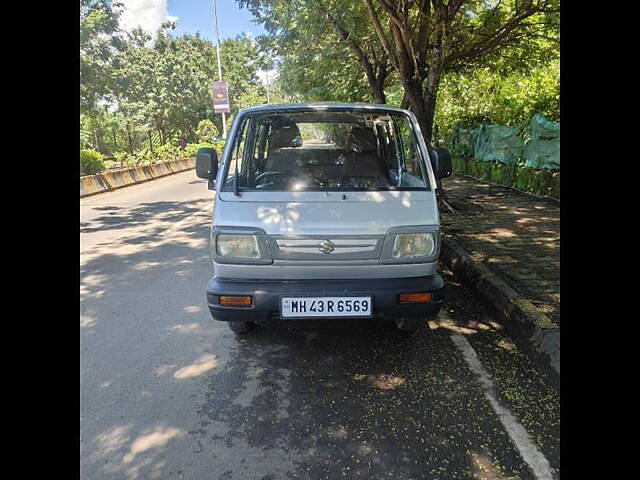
[238,102,410,115]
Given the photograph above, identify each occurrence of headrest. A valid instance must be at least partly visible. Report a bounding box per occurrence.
[270,120,302,149]
[347,126,378,153]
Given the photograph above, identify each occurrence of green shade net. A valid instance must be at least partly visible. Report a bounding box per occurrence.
[449,123,477,157]
[474,124,522,164]
[447,113,560,170]
[519,113,560,170]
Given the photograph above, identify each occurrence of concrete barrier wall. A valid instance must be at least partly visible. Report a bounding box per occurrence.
[79,175,110,197]
[80,158,195,198]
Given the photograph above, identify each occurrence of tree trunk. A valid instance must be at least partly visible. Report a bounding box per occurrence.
[400,91,409,109]
[421,89,437,145]
[403,69,442,146]
[112,126,118,153]
[403,80,430,143]
[370,73,386,104]
[126,124,134,154]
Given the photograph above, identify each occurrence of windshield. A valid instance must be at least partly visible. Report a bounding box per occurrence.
[221,110,430,192]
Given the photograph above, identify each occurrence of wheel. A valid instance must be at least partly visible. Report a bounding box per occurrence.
[228,320,256,334]
[393,317,425,331]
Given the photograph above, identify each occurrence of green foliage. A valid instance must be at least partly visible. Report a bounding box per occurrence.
[196,120,219,143]
[114,30,216,142]
[184,140,226,157]
[80,139,215,177]
[434,60,560,141]
[219,34,270,113]
[241,0,559,142]
[240,0,387,103]
[155,143,183,161]
[214,139,226,153]
[278,41,371,103]
[80,0,124,113]
[81,20,268,158]
[112,151,129,167]
[80,149,105,175]
[185,142,212,158]
[114,144,187,167]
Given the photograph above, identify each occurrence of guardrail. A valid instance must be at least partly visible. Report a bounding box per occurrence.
[80,158,195,198]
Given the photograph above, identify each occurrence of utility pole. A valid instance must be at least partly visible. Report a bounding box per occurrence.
[212,0,226,138]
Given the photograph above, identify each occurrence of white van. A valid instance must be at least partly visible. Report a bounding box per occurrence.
[195,102,452,333]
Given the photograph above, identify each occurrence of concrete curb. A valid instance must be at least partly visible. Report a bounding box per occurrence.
[440,236,560,388]
[80,158,195,198]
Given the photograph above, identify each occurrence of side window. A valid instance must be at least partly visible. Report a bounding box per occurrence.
[251,123,266,164]
[396,118,427,187]
[224,118,248,188]
[248,121,270,183]
[379,121,401,186]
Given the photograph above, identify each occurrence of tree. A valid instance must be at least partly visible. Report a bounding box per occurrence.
[242,0,558,144]
[277,35,376,103]
[361,0,559,143]
[196,119,219,142]
[81,14,270,151]
[114,27,216,142]
[219,34,267,114]
[239,0,391,104]
[80,0,124,113]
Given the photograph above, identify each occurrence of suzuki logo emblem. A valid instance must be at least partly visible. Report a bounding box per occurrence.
[319,239,335,254]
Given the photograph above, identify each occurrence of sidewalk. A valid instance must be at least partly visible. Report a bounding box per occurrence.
[441,174,560,325]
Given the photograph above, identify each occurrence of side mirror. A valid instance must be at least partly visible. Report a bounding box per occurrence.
[429,147,452,179]
[196,147,219,189]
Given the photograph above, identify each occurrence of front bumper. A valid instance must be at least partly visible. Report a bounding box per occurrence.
[206,274,444,322]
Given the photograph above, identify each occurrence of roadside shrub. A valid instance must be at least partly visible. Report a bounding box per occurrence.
[196,119,219,143]
[185,142,213,157]
[112,152,129,167]
[155,143,182,161]
[214,139,226,154]
[80,149,105,175]
[184,140,226,159]
[101,141,211,173]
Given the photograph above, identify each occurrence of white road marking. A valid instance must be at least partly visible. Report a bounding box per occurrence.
[450,333,556,480]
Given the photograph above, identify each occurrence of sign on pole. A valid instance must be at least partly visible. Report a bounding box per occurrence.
[212,81,230,113]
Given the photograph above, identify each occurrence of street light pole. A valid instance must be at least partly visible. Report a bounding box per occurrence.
[212,0,226,139]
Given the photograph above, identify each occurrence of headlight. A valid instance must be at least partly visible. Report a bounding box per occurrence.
[391,233,435,258]
[216,234,260,259]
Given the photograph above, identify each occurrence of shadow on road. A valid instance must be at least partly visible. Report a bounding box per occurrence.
[81,199,210,235]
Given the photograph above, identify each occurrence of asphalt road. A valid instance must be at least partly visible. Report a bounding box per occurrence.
[80,170,560,480]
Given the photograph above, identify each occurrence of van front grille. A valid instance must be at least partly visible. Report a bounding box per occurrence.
[269,235,384,261]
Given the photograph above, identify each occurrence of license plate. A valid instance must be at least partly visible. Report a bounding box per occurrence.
[281,296,372,318]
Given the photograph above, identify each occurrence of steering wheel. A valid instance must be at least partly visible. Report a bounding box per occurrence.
[254,171,294,186]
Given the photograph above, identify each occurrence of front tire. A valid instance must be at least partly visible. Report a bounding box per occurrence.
[393,317,425,331]
[228,320,256,334]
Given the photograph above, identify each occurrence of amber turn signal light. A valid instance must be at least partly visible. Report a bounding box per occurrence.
[398,292,432,304]
[219,295,252,306]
